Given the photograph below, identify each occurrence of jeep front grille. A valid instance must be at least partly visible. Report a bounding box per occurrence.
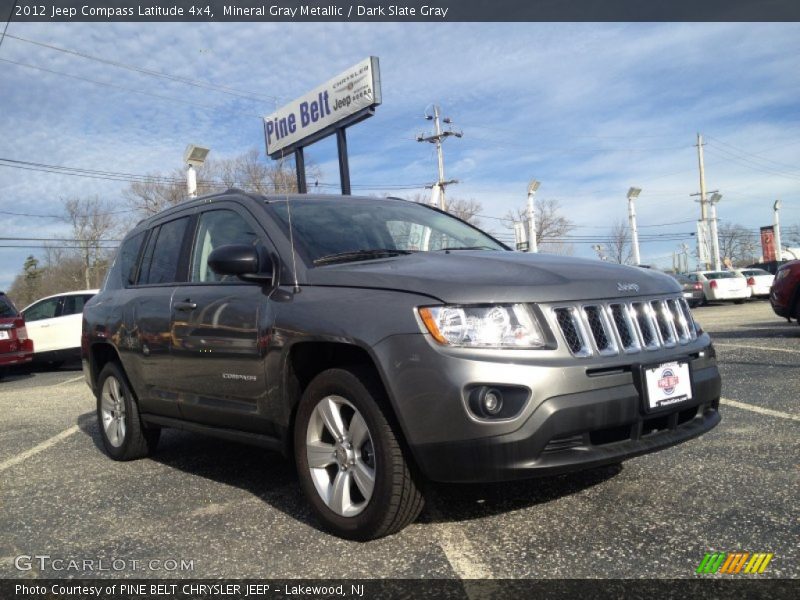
[553,297,698,357]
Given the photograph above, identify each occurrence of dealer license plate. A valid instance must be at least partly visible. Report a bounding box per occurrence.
[0,330,9,340]
[642,361,692,411]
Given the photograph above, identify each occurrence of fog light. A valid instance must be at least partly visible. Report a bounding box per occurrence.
[482,388,503,415]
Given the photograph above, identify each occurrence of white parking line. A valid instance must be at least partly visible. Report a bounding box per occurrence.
[436,524,493,579]
[714,342,800,355]
[721,398,800,422]
[0,425,80,473]
[45,375,85,387]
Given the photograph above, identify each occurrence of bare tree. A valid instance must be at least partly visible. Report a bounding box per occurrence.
[717,222,759,267]
[64,196,116,289]
[504,198,575,255]
[604,219,633,264]
[443,197,483,226]
[124,148,320,217]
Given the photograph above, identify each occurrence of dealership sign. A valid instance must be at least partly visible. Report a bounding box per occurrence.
[264,57,381,158]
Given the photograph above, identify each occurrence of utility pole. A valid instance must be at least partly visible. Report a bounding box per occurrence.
[627,187,642,265]
[709,192,722,271]
[527,180,540,253]
[680,243,690,273]
[417,105,462,210]
[774,199,783,262]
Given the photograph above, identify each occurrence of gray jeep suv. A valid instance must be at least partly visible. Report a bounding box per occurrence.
[82,192,721,540]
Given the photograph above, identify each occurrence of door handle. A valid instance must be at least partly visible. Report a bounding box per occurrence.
[174,301,197,311]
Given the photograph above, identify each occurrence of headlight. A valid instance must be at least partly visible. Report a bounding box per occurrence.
[417,304,546,348]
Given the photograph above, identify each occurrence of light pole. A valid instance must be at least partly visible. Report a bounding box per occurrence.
[709,192,722,271]
[527,180,540,253]
[184,144,210,198]
[774,199,783,262]
[627,187,642,265]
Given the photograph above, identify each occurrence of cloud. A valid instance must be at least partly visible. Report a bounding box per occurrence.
[1,21,799,288]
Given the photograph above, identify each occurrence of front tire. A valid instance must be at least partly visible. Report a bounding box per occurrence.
[96,362,160,460]
[294,368,424,540]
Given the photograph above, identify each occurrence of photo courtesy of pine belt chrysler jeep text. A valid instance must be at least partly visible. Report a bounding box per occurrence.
[82,192,721,540]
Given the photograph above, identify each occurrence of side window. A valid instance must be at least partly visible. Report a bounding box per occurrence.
[190,210,260,283]
[24,297,61,322]
[62,294,93,316]
[139,217,190,285]
[105,231,146,290]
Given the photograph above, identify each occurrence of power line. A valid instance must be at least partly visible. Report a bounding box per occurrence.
[0,2,17,54]
[706,135,800,173]
[0,57,264,119]
[4,33,282,104]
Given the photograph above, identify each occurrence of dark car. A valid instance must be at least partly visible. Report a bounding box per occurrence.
[0,292,34,379]
[770,260,800,321]
[671,274,704,307]
[82,192,722,540]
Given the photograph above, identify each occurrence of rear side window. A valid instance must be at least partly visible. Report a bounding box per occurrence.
[742,269,769,277]
[0,294,17,318]
[139,217,190,285]
[105,231,146,290]
[191,210,259,283]
[62,294,94,316]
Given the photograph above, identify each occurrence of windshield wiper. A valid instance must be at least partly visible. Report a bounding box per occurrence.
[314,249,414,266]
[436,245,498,252]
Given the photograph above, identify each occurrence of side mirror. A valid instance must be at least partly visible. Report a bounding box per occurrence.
[208,244,272,282]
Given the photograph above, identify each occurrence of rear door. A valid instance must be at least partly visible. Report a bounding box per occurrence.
[60,293,95,351]
[170,204,276,433]
[129,215,193,418]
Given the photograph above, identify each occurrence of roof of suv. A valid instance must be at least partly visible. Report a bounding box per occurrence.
[134,190,415,228]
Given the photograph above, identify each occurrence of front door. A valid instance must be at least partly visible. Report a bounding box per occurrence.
[170,206,275,433]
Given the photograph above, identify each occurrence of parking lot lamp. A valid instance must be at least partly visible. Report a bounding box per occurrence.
[627,187,642,265]
[774,199,783,261]
[709,193,722,270]
[527,180,540,253]
[184,144,210,198]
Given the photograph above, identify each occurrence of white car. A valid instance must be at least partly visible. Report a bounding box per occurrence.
[21,290,98,366]
[735,268,775,298]
[686,271,749,303]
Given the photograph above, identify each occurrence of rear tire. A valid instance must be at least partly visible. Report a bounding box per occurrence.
[294,367,424,540]
[96,362,160,461]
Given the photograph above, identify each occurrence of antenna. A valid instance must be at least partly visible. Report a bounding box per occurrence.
[276,149,301,294]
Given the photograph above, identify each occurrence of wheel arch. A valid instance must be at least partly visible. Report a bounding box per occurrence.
[283,340,413,462]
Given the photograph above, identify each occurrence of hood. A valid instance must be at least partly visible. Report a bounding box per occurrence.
[307,251,681,304]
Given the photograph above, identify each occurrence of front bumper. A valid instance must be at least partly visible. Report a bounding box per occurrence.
[374,332,721,483]
[413,365,720,482]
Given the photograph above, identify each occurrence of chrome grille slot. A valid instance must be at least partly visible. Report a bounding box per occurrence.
[667,298,691,343]
[553,307,591,357]
[651,300,677,348]
[583,305,618,356]
[609,303,641,353]
[678,298,698,340]
[631,302,659,350]
[553,295,698,357]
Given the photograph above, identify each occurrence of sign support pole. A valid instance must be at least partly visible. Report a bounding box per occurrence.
[337,128,351,195]
[295,148,307,194]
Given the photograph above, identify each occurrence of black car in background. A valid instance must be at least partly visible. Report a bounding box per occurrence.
[671,274,704,307]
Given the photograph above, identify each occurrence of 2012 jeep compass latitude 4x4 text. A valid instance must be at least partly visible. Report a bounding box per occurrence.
[83,192,721,540]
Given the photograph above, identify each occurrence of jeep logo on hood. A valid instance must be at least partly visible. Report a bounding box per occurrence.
[617,282,640,293]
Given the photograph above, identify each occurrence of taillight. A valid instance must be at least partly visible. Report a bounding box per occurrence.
[747,277,755,286]
[693,283,702,290]
[710,280,718,289]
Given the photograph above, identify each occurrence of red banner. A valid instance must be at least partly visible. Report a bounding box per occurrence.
[760,226,776,261]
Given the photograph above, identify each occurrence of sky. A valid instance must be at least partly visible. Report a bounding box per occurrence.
[1,21,800,290]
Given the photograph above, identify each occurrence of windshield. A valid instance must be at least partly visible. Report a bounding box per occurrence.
[267,197,507,264]
[0,294,18,318]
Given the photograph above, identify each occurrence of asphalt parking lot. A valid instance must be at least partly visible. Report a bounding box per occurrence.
[1,300,797,580]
